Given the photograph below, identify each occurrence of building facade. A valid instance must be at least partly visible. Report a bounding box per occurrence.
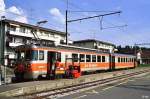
[0,19,66,66]
[73,39,115,53]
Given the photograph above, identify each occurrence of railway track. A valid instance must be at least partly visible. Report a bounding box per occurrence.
[16,69,150,99]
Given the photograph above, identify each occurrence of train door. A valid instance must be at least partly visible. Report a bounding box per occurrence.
[47,51,56,79]
[112,56,115,70]
[109,54,115,70]
[109,54,112,70]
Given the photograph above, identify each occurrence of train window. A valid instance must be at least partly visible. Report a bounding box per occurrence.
[129,58,131,62]
[39,51,44,60]
[118,57,120,62]
[132,58,134,62]
[31,50,38,60]
[102,56,105,62]
[86,55,91,62]
[127,58,129,62]
[97,56,101,62]
[26,50,31,60]
[92,55,96,62]
[121,58,123,62]
[123,58,125,62]
[21,52,25,59]
[80,54,85,62]
[16,51,25,60]
[126,58,128,62]
[72,54,78,62]
[134,58,135,62]
[57,52,61,62]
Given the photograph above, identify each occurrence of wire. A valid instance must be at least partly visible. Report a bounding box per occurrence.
[68,10,121,13]
[61,0,85,11]
[102,25,127,30]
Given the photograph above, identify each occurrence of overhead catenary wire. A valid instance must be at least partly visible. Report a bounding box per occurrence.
[62,0,127,32]
[68,10,122,13]
[102,25,128,30]
[67,11,121,22]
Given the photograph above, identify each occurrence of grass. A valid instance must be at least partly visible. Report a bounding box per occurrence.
[138,64,150,67]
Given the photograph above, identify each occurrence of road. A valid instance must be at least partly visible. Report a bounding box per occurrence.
[61,73,150,99]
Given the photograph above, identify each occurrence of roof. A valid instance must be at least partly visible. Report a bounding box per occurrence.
[113,53,135,57]
[2,19,66,36]
[16,44,109,55]
[73,39,115,46]
[16,44,136,57]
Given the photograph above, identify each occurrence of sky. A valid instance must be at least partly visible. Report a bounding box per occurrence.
[0,0,150,46]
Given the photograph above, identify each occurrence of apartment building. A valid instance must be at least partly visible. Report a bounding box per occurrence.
[0,19,66,65]
[73,39,116,53]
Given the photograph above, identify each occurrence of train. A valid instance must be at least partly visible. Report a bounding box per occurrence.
[14,44,137,80]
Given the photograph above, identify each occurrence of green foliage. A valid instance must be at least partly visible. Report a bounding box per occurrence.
[138,64,150,67]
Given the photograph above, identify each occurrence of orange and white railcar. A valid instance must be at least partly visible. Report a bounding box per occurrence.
[112,54,136,69]
[14,44,136,80]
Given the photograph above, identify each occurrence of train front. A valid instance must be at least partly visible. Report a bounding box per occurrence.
[14,45,37,81]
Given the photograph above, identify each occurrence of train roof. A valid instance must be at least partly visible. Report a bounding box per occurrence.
[16,44,136,57]
[16,44,109,54]
[113,53,136,57]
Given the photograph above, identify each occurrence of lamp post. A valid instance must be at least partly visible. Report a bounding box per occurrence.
[36,20,48,45]
[36,20,48,26]
[31,20,47,45]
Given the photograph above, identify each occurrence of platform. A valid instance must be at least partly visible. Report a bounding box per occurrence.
[0,67,149,98]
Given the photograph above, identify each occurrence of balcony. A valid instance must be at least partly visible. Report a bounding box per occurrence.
[9,42,24,47]
[8,31,62,42]
[8,30,33,38]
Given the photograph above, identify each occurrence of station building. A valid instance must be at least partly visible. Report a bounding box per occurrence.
[0,19,66,66]
[73,39,116,53]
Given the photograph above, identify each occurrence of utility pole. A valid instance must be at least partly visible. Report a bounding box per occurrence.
[65,11,121,45]
[66,10,68,45]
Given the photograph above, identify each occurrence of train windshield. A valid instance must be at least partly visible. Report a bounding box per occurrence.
[16,50,38,61]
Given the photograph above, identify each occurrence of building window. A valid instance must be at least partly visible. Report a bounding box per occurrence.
[80,54,85,62]
[102,56,105,62]
[27,28,32,33]
[92,55,96,62]
[9,25,16,31]
[97,56,101,62]
[51,34,55,37]
[86,55,91,62]
[39,51,44,60]
[23,38,27,44]
[14,37,23,43]
[20,26,26,33]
